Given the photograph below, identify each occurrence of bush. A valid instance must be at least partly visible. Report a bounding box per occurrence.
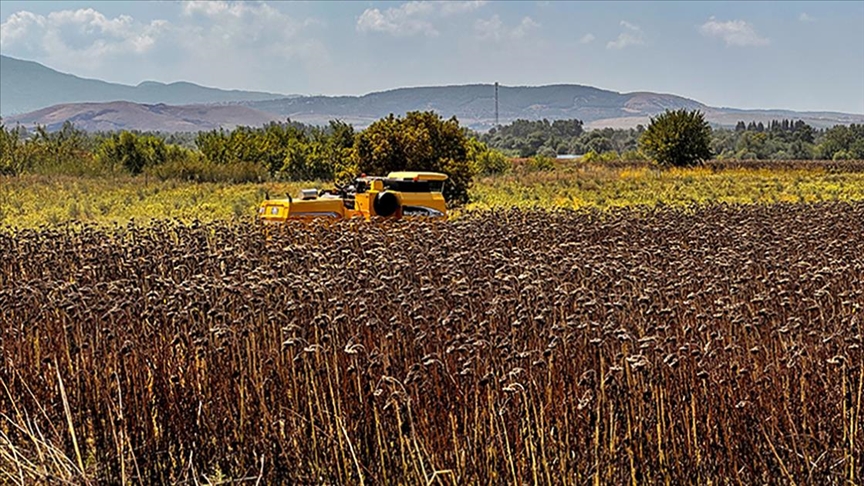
[144,150,267,183]
[832,150,852,161]
[620,149,647,161]
[582,150,620,163]
[10,123,110,176]
[537,146,558,159]
[639,110,712,166]
[471,147,510,175]
[527,154,555,171]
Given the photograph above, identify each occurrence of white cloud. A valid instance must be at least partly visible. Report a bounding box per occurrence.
[0,11,45,45]
[511,17,540,39]
[439,1,488,16]
[182,1,232,17]
[699,17,769,47]
[0,4,328,88]
[799,13,815,23]
[620,20,639,31]
[174,1,330,78]
[356,1,487,37]
[607,20,644,49]
[579,33,595,44]
[475,15,540,42]
[356,7,438,37]
[474,15,504,41]
[0,8,168,68]
[179,1,308,46]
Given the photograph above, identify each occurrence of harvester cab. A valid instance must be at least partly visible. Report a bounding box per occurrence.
[258,171,448,222]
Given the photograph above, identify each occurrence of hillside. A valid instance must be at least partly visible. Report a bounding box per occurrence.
[242,84,709,129]
[243,85,863,130]
[6,101,279,132]
[0,55,287,116]
[3,56,862,131]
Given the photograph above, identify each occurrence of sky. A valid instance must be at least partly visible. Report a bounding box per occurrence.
[1,1,862,113]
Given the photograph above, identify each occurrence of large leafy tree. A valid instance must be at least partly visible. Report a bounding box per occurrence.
[352,111,473,205]
[639,110,712,166]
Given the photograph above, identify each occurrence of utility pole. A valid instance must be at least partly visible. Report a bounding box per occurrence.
[494,82,499,127]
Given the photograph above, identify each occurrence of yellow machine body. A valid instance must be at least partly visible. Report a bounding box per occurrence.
[258,171,448,222]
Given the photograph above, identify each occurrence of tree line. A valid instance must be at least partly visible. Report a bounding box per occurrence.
[0,112,511,205]
[480,117,864,161]
[3,110,863,204]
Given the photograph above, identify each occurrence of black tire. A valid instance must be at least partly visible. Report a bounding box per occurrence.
[373,191,400,217]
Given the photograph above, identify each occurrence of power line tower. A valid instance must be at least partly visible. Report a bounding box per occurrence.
[494,82,499,127]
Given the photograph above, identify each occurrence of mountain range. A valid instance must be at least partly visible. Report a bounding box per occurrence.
[2,55,862,132]
[0,55,288,116]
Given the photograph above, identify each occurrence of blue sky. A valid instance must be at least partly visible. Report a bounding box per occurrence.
[1,1,862,113]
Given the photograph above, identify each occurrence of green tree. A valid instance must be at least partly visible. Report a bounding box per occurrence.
[96,131,167,174]
[581,132,614,154]
[817,124,864,160]
[280,136,336,181]
[639,110,712,166]
[353,111,473,205]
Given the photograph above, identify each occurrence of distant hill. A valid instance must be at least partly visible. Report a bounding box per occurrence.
[3,56,862,131]
[6,101,279,132]
[0,55,288,116]
[242,84,709,129]
[243,85,863,130]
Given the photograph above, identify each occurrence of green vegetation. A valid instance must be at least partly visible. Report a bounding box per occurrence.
[639,109,712,166]
[467,163,864,212]
[0,175,309,227]
[480,118,586,157]
[1,113,508,206]
[4,162,864,228]
[480,116,864,161]
[3,111,864,229]
[351,112,474,205]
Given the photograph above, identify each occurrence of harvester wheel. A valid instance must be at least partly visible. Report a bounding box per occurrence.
[374,191,400,217]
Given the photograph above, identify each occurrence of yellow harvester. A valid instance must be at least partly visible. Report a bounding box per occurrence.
[258,171,448,222]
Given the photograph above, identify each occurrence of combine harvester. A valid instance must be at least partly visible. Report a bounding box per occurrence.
[258,171,448,222]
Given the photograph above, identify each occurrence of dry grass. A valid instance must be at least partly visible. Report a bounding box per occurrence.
[1,204,862,483]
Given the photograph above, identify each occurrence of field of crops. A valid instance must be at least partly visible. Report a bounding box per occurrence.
[2,202,862,484]
[3,160,864,228]
[469,162,864,212]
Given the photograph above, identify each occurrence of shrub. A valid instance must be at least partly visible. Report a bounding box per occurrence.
[527,154,555,171]
[620,149,647,161]
[144,149,267,183]
[537,146,558,159]
[471,147,510,175]
[582,150,621,163]
[832,150,852,161]
[639,109,712,166]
